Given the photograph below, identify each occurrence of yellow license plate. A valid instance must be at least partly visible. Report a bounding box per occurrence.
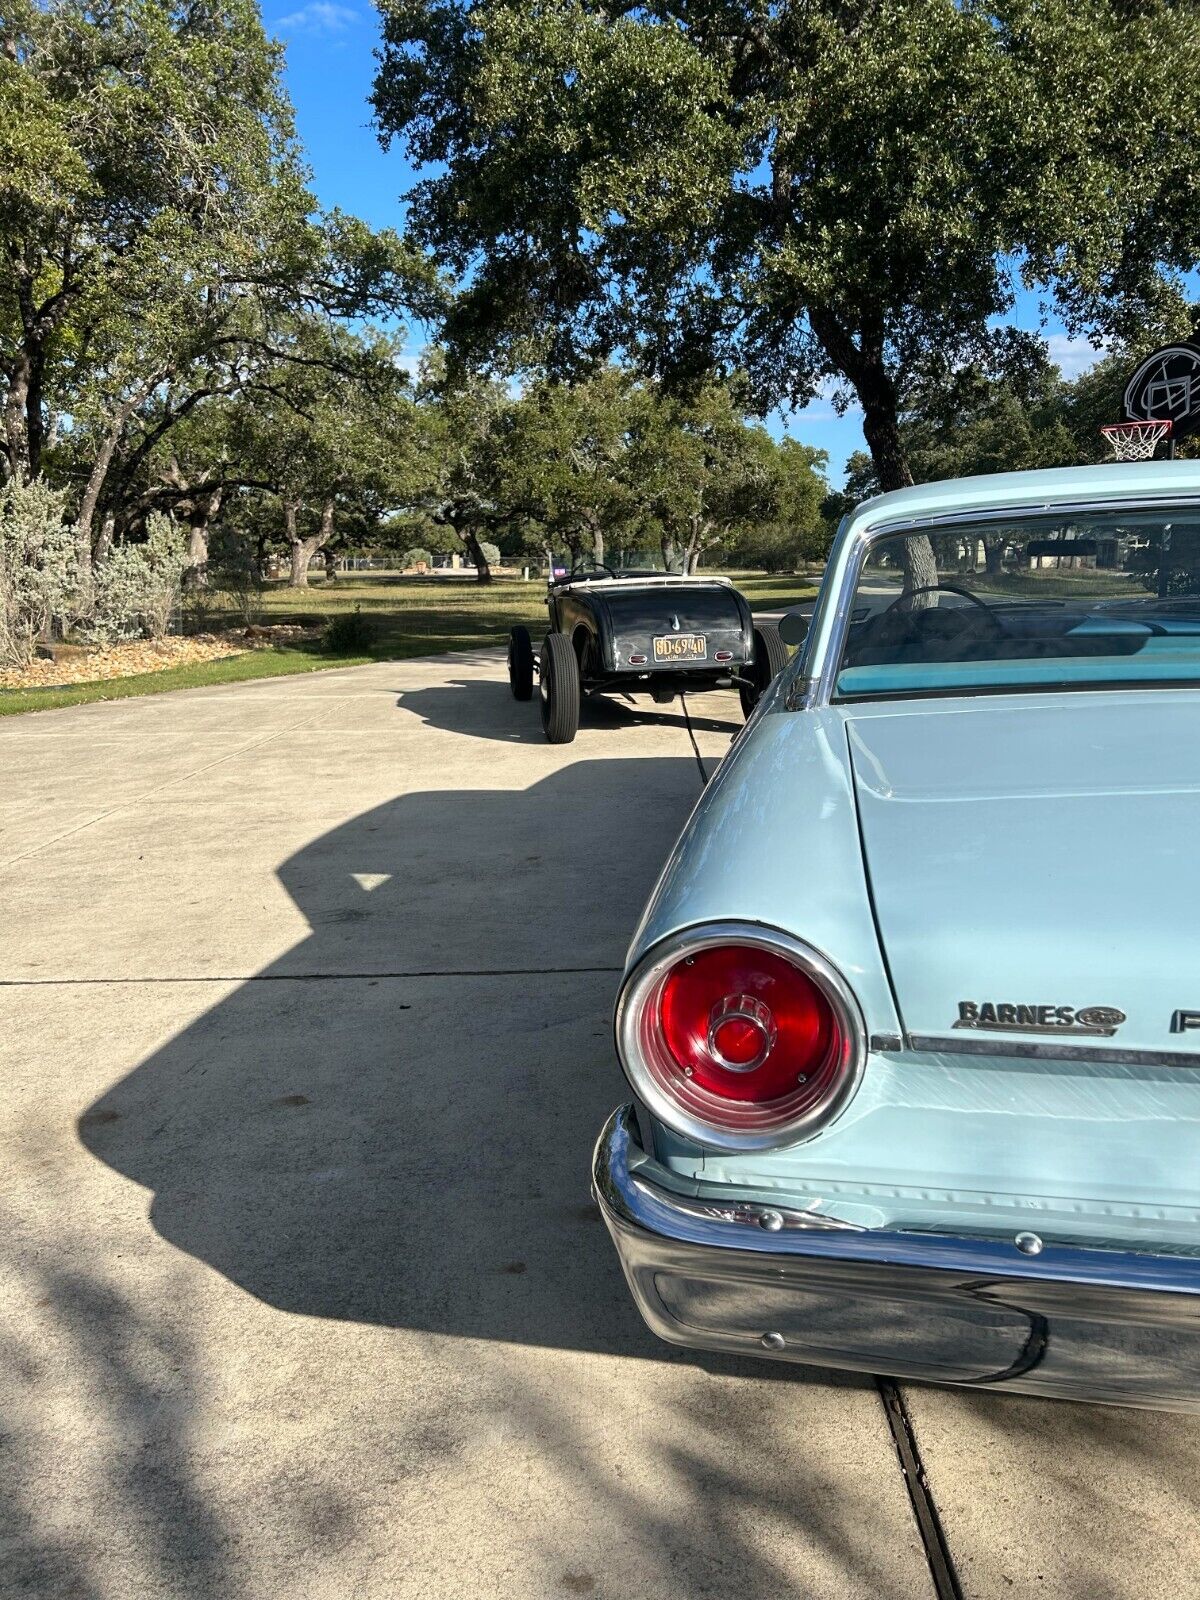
[653,634,707,661]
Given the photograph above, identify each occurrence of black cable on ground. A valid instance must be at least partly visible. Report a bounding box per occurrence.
[678,694,710,786]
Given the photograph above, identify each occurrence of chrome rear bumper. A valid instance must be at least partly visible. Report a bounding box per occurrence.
[593,1106,1200,1409]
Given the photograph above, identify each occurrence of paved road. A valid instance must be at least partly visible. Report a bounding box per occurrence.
[2,654,1196,1600]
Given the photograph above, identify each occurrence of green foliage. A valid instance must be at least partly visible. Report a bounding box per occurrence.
[478,540,501,566]
[402,546,433,569]
[324,606,377,653]
[0,476,75,667]
[209,525,266,627]
[1,0,439,597]
[1,0,308,481]
[496,368,640,565]
[834,338,1170,506]
[726,439,830,571]
[375,0,1200,489]
[626,381,787,572]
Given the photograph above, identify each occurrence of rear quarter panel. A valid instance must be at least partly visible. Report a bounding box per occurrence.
[628,688,1200,1253]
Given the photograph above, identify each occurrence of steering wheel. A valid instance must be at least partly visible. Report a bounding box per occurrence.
[883,582,997,618]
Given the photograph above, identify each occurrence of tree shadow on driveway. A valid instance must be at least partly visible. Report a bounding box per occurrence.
[75,757,775,1371]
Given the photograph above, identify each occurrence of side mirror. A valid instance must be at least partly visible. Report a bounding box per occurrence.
[778,609,810,648]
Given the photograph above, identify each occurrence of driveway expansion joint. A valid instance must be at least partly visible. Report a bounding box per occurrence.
[877,1378,962,1600]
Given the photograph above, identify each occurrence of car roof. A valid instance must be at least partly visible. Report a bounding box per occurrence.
[846,460,1200,535]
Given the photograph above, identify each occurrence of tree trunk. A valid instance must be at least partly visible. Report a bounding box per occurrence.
[591,523,605,568]
[323,548,338,583]
[462,526,492,584]
[76,451,112,582]
[682,514,710,575]
[187,523,210,588]
[180,486,222,590]
[94,516,114,566]
[283,498,310,587]
[289,535,321,587]
[808,307,937,596]
[3,356,32,483]
[860,398,936,595]
[289,495,335,587]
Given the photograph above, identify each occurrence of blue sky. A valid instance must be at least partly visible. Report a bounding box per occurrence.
[269,1,1108,487]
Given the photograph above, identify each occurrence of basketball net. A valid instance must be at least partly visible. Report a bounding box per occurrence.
[1100,419,1173,461]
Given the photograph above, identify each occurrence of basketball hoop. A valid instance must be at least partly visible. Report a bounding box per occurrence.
[1100,418,1173,461]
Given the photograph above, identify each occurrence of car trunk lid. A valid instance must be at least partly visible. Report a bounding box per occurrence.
[592,583,749,670]
[846,694,1200,1057]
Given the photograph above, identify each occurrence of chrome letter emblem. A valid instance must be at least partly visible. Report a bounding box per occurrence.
[954,1002,1126,1037]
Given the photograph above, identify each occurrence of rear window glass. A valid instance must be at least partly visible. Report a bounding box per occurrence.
[835,508,1200,699]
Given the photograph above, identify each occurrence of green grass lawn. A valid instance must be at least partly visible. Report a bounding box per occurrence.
[0,567,821,717]
[216,567,822,646]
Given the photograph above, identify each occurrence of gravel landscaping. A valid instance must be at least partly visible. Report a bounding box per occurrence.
[0,625,321,690]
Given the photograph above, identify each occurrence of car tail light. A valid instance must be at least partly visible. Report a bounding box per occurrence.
[616,925,865,1150]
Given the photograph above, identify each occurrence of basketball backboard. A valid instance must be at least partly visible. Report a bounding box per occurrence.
[1124,342,1200,438]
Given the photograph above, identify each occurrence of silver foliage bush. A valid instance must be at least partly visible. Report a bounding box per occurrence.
[81,515,189,644]
[0,478,78,668]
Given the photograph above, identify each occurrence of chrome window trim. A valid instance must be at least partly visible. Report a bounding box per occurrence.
[809,494,1200,708]
[614,921,867,1153]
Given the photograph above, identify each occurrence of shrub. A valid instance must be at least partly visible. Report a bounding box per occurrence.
[138,515,190,637]
[210,529,266,627]
[0,478,78,668]
[324,606,376,653]
[80,514,189,644]
[402,546,432,569]
[479,540,501,567]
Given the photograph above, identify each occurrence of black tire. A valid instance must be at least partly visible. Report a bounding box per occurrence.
[508,625,534,700]
[539,632,581,743]
[739,623,791,719]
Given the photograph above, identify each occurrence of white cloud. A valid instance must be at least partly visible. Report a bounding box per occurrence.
[275,2,359,35]
[1046,333,1108,381]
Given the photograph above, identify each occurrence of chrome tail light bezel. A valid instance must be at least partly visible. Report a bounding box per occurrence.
[615,922,868,1152]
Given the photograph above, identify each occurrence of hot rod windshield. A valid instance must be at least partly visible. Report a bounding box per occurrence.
[835,507,1200,700]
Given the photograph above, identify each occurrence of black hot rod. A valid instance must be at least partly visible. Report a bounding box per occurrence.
[508,565,789,743]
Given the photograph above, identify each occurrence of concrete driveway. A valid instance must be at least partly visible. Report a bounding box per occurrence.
[1,653,1196,1600]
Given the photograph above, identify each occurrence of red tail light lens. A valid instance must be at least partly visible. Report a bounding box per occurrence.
[617,928,864,1149]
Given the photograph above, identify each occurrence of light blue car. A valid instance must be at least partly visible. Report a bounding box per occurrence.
[594,461,1200,1410]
